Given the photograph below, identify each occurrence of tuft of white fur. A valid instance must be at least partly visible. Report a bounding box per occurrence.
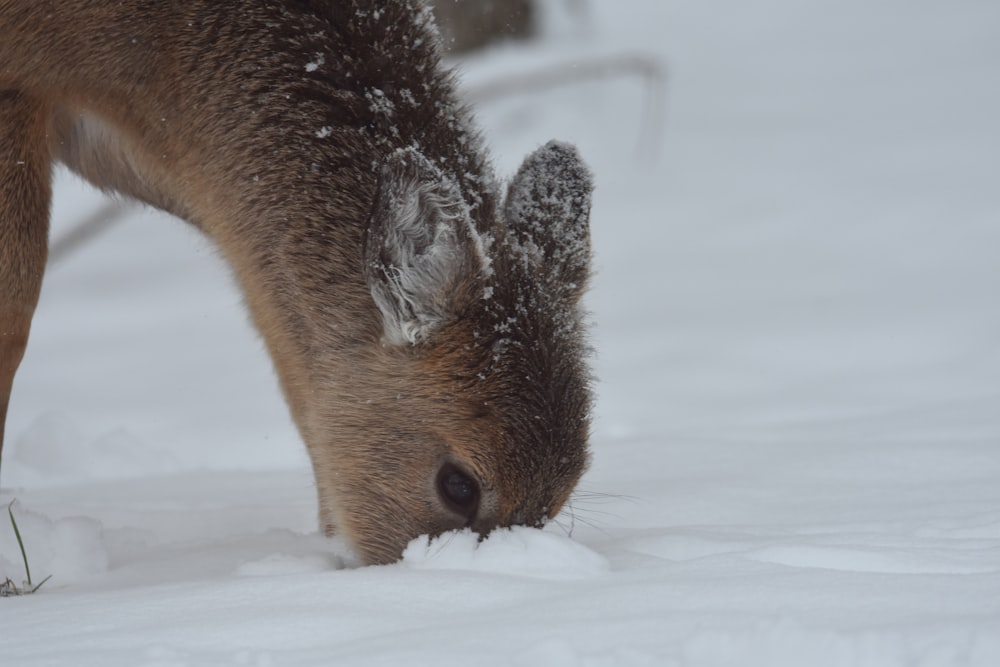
[366,148,489,346]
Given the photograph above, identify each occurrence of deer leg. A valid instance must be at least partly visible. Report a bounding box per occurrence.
[0,90,51,470]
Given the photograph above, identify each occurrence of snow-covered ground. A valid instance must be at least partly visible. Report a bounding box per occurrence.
[3,1,1000,664]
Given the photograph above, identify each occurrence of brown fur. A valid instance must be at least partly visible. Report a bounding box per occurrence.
[0,0,594,564]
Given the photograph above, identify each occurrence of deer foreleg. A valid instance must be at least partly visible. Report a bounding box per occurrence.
[0,90,51,469]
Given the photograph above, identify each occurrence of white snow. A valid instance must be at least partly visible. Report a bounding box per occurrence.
[304,52,325,72]
[401,527,609,579]
[3,1,1000,665]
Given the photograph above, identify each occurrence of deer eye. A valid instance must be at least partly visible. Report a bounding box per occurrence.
[437,463,480,522]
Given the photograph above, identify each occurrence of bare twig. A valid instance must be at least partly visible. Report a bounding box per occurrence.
[47,200,133,268]
[463,52,668,160]
[1,577,19,597]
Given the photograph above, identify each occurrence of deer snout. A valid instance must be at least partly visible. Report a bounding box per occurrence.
[434,459,569,540]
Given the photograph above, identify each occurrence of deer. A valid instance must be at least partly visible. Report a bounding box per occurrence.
[0,0,594,565]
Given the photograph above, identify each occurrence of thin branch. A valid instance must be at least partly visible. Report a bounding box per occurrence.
[47,200,133,268]
[463,52,668,160]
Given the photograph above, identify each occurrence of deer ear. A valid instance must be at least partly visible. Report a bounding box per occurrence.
[364,148,484,346]
[504,140,593,297]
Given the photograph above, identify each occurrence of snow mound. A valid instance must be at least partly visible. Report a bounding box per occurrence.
[679,618,1000,667]
[0,501,109,585]
[6,412,183,487]
[628,529,1000,575]
[400,526,609,578]
[235,552,343,578]
[746,543,1000,575]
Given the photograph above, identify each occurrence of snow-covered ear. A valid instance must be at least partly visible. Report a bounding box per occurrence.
[504,140,593,298]
[364,148,484,346]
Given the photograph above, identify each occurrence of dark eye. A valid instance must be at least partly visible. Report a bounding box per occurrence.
[437,463,480,521]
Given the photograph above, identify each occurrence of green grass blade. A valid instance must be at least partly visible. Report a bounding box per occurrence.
[30,574,53,594]
[8,499,32,588]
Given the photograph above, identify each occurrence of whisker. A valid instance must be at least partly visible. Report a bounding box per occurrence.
[552,498,616,537]
[571,489,641,505]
